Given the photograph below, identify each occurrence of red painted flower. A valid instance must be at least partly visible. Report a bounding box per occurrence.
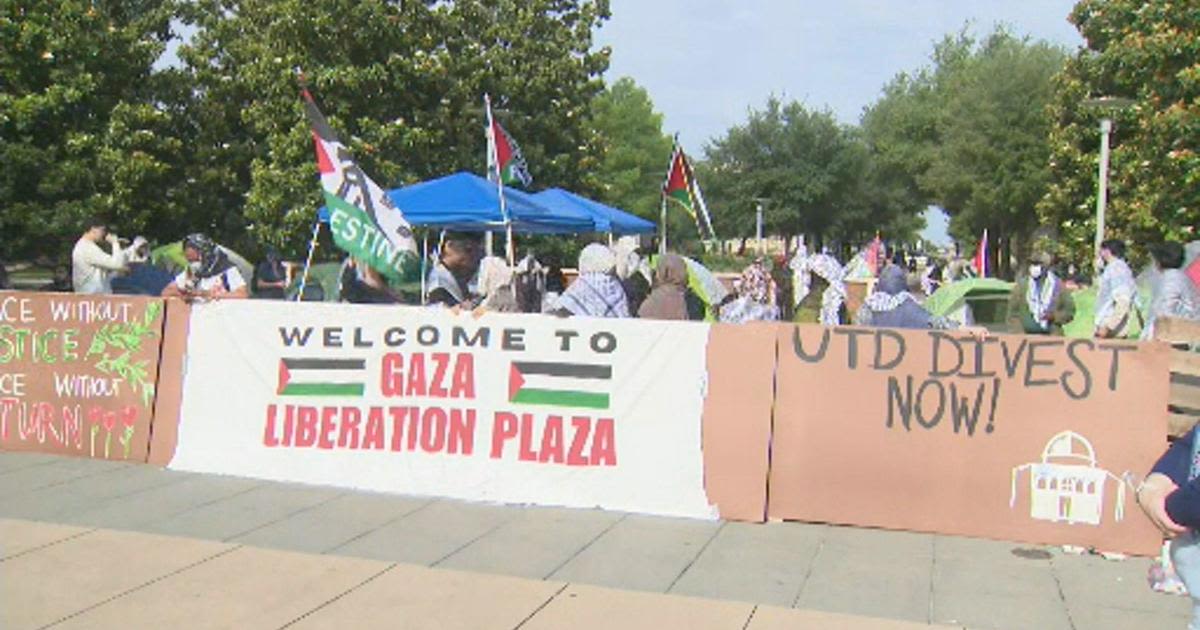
[121,407,137,429]
[102,413,117,432]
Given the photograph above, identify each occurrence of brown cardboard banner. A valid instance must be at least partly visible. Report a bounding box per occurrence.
[768,324,1168,555]
[701,322,777,521]
[0,291,165,462]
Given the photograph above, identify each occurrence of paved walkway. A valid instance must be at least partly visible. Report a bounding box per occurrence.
[0,452,1191,629]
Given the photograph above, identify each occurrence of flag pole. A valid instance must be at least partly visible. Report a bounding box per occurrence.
[484,94,515,265]
[295,219,322,302]
[659,195,667,255]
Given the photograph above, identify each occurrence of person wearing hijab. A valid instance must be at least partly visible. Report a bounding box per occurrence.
[426,232,482,308]
[855,265,955,330]
[790,251,847,326]
[476,256,521,313]
[720,259,780,324]
[1094,239,1138,338]
[161,233,248,302]
[1141,241,1200,340]
[639,253,699,321]
[1008,251,1074,335]
[614,236,651,314]
[553,244,630,318]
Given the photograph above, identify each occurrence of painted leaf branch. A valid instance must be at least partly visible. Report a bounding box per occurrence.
[86,302,162,408]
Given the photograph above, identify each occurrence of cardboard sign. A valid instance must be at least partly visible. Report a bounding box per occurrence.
[171,301,723,518]
[769,324,1168,555]
[0,291,164,461]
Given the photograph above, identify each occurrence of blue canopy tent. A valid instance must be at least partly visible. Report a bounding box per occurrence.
[383,172,594,234]
[532,188,656,235]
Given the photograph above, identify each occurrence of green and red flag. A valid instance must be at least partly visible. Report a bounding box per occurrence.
[277,358,366,397]
[303,87,416,280]
[508,361,612,410]
[485,95,533,188]
[662,145,716,241]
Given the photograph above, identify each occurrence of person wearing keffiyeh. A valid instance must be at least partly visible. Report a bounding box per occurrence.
[553,244,630,318]
[720,259,780,324]
[1008,251,1074,335]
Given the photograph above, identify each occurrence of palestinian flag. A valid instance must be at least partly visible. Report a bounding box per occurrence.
[973,228,989,278]
[663,145,716,240]
[277,358,366,397]
[304,88,416,280]
[486,97,533,188]
[508,361,611,410]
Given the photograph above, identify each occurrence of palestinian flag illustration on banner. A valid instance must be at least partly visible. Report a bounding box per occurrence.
[663,145,716,241]
[508,361,612,410]
[304,88,416,280]
[277,358,366,397]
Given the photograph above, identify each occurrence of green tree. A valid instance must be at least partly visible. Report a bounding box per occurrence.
[863,28,1066,276]
[178,0,610,256]
[701,98,902,253]
[1040,0,1200,268]
[590,77,672,221]
[0,0,181,261]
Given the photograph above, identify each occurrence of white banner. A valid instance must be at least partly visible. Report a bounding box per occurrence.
[171,301,717,519]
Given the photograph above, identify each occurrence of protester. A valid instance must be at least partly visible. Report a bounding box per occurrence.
[1094,239,1138,338]
[111,240,174,296]
[71,217,140,294]
[1008,251,1074,335]
[1136,425,1200,629]
[614,236,651,314]
[161,233,248,301]
[512,254,547,313]
[553,243,629,318]
[791,251,846,325]
[1141,241,1200,340]
[855,265,985,334]
[254,248,289,299]
[476,256,520,313]
[541,263,567,313]
[639,253,703,321]
[39,265,72,293]
[921,260,943,296]
[341,258,398,304]
[426,232,482,308]
[719,259,780,324]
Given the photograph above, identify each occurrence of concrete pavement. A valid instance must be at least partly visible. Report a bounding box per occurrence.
[0,451,1191,629]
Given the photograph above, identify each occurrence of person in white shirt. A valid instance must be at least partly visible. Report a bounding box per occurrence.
[71,218,136,294]
[161,233,248,302]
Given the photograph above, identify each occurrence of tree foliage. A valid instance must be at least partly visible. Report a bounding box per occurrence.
[178,0,611,256]
[700,97,922,252]
[863,28,1066,275]
[590,76,672,222]
[0,0,180,261]
[1040,0,1200,267]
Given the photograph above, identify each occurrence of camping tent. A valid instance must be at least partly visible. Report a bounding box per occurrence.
[532,188,655,235]
[383,172,595,234]
[923,278,1013,328]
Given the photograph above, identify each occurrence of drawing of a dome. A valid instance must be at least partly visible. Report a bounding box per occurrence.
[1041,431,1097,467]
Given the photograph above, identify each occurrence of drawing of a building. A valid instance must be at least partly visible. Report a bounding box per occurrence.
[1010,430,1127,526]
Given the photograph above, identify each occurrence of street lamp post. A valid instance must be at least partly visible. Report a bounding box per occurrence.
[1081,96,1135,269]
[1095,118,1113,267]
[751,197,770,256]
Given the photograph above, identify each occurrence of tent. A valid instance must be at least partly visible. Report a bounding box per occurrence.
[923,278,1013,328]
[531,188,655,235]
[383,172,595,234]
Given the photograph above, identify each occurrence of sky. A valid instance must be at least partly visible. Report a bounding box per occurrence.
[594,0,1083,154]
[592,1,1083,245]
